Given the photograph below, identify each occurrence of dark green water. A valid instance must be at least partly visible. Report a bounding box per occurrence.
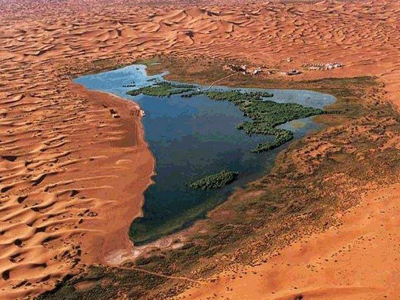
[74,65,335,245]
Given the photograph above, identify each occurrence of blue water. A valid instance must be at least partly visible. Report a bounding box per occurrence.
[74,65,335,245]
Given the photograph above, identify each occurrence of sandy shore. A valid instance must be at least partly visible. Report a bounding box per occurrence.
[1,0,400,298]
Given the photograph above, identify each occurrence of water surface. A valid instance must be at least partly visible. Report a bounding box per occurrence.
[75,65,335,245]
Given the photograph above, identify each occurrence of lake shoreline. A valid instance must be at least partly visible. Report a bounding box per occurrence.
[66,82,157,266]
[38,54,400,300]
[74,64,334,253]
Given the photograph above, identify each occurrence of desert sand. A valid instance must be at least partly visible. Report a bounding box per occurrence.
[1,0,400,298]
[177,185,400,299]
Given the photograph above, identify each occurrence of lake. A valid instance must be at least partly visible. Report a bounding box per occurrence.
[74,65,335,245]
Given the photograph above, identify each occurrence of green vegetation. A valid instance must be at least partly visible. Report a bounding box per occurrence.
[126,59,324,153]
[185,89,324,152]
[235,100,323,152]
[186,170,239,190]
[37,265,168,300]
[182,90,273,101]
[127,82,195,97]
[129,82,323,152]
[44,57,400,300]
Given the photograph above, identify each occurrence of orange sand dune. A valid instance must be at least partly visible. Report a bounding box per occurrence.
[1,0,400,298]
[0,77,154,298]
[178,185,400,299]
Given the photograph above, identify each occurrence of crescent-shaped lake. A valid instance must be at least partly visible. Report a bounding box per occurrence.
[75,65,335,245]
